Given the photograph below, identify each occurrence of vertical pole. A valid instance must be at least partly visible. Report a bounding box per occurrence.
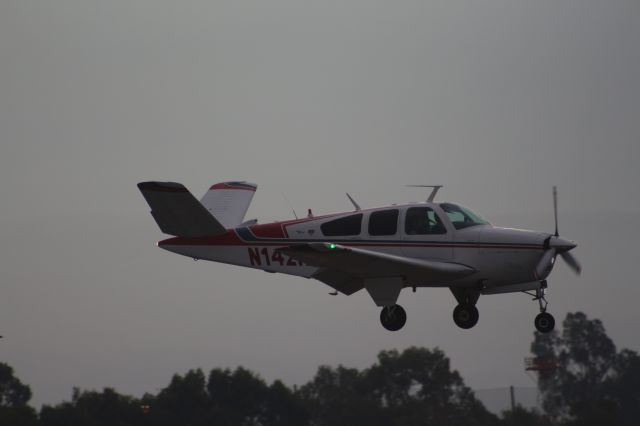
[510,385,516,411]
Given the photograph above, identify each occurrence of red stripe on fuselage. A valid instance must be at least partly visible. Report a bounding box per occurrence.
[250,223,287,238]
[159,234,542,251]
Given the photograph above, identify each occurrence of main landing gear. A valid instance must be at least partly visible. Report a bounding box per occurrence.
[450,288,480,330]
[453,304,479,329]
[530,283,555,333]
[380,305,407,331]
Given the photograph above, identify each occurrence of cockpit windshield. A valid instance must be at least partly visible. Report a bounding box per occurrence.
[439,203,490,230]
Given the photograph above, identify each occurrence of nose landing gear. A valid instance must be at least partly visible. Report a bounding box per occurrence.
[534,312,555,333]
[528,282,555,333]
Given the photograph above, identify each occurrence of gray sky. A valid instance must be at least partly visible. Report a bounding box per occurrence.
[1,0,639,407]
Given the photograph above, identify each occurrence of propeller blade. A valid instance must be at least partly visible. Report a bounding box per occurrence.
[560,251,582,275]
[535,249,556,280]
[553,186,559,237]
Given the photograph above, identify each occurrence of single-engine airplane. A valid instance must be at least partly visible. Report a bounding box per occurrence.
[138,181,580,333]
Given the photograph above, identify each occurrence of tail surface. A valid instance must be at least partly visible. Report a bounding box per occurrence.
[138,182,226,237]
[200,181,257,229]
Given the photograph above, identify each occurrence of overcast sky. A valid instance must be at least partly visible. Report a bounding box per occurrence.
[1,0,639,407]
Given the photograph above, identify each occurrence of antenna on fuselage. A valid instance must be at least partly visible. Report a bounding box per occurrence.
[282,194,298,219]
[406,185,443,202]
[346,193,361,211]
[553,185,559,237]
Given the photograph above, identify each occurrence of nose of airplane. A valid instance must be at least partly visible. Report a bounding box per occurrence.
[548,236,577,252]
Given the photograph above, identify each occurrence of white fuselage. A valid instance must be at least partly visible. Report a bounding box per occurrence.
[159,201,553,294]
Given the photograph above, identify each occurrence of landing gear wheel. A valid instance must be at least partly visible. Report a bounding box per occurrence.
[453,304,479,329]
[380,305,407,331]
[534,312,555,333]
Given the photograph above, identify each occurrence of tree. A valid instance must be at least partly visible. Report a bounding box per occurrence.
[39,387,141,426]
[500,406,550,426]
[207,367,308,426]
[531,312,617,420]
[299,365,380,426]
[364,347,498,426]
[607,349,640,426]
[0,363,37,426]
[206,367,268,425]
[37,366,308,426]
[300,347,498,426]
[150,369,209,426]
[0,363,32,407]
[263,380,308,426]
[530,311,640,425]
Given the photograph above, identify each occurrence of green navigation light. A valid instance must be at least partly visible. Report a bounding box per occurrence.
[328,243,337,249]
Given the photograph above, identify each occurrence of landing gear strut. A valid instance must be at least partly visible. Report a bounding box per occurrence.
[528,282,555,333]
[453,304,479,329]
[380,305,406,331]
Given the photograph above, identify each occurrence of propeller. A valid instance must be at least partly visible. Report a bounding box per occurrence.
[535,186,581,278]
[560,251,582,275]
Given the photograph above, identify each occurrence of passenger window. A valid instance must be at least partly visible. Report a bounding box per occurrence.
[368,209,399,236]
[321,214,363,236]
[405,207,446,235]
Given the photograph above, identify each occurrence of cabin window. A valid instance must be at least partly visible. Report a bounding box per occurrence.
[321,213,363,236]
[439,203,489,230]
[368,209,399,236]
[405,207,447,235]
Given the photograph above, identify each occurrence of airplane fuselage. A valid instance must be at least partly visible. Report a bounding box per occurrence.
[159,201,557,294]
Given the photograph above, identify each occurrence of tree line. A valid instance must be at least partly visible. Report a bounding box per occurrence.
[1,312,638,426]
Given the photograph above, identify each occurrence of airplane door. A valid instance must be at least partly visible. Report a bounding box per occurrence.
[401,206,453,261]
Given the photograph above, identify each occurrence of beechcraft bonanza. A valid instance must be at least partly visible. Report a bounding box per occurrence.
[138,181,581,333]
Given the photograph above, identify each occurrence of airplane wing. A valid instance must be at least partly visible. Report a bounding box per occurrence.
[277,243,476,305]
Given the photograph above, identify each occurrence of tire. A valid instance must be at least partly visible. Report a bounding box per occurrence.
[534,312,555,333]
[380,305,407,331]
[453,304,479,329]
